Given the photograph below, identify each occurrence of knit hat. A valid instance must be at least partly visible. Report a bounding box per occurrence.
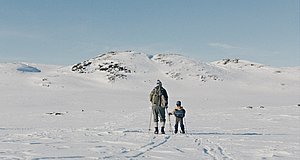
[176,101,181,106]
[156,80,162,86]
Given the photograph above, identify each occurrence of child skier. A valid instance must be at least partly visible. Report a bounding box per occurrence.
[169,101,186,134]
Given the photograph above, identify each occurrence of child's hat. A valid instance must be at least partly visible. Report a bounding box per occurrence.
[176,101,181,106]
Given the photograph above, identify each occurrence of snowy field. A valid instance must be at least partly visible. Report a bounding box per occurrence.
[0,51,299,159]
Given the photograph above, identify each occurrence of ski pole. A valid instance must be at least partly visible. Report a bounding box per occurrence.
[165,108,173,133]
[184,117,187,134]
[148,109,152,132]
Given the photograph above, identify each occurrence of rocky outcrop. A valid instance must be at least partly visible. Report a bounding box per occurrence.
[71,52,134,81]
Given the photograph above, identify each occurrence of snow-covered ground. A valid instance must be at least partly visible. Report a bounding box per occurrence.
[0,51,299,159]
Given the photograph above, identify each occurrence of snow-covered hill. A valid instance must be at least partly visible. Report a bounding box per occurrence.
[70,51,299,82]
[70,51,223,83]
[0,51,299,159]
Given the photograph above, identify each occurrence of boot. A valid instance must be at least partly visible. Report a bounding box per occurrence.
[154,127,158,134]
[161,127,165,134]
[174,129,178,134]
[181,126,185,134]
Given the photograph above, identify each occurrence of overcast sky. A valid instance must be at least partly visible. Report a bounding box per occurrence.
[0,0,299,66]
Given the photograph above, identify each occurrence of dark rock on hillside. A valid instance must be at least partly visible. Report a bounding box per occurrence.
[219,59,240,65]
[71,52,133,81]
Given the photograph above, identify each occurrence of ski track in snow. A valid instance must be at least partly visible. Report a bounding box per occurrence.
[1,127,297,160]
[196,138,234,160]
[0,128,175,160]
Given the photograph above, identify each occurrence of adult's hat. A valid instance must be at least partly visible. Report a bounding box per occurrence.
[156,80,162,86]
[176,101,181,106]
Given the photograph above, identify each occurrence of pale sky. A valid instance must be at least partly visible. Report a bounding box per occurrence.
[0,0,299,67]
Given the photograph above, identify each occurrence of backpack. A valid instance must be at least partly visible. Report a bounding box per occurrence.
[151,88,161,105]
[174,109,185,118]
[151,86,168,107]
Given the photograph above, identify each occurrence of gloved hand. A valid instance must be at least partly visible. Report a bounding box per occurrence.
[168,113,172,115]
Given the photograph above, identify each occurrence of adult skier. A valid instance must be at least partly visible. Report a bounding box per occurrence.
[169,101,186,134]
[149,80,168,134]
